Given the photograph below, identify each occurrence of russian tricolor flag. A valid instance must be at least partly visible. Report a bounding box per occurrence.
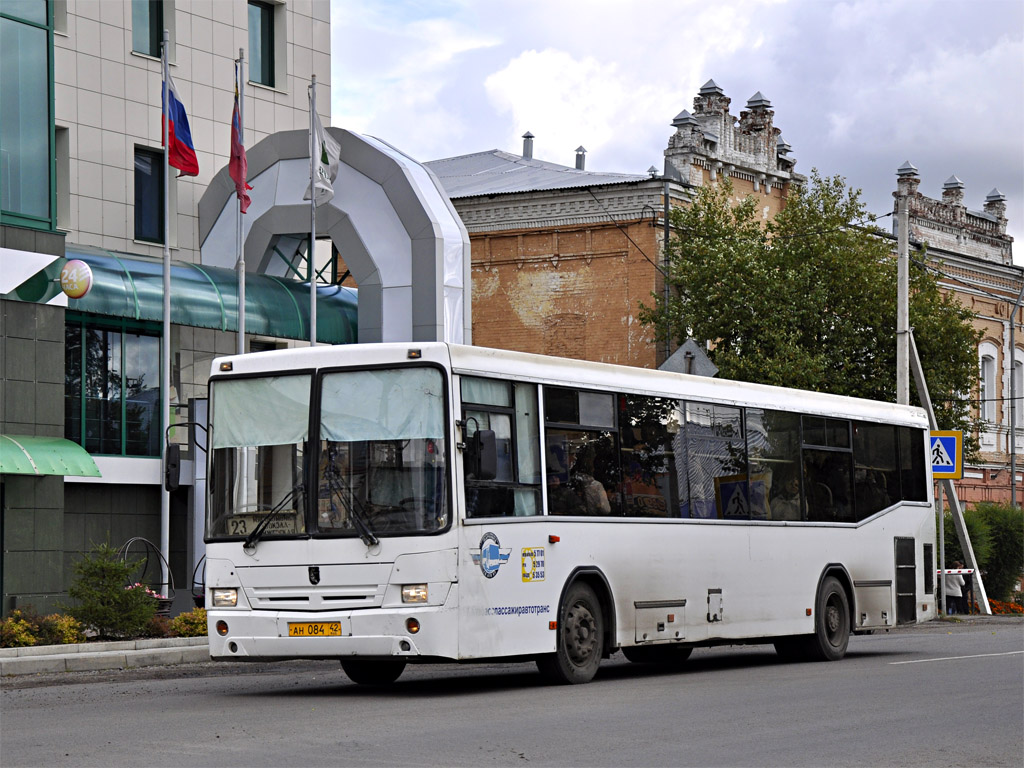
[162,74,199,177]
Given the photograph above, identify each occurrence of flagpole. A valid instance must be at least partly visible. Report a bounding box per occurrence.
[309,74,317,347]
[236,50,246,356]
[160,29,171,595]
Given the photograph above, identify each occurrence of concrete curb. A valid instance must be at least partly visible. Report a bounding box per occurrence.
[0,637,210,677]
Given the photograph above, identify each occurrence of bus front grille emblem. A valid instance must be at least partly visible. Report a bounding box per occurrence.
[309,566,321,585]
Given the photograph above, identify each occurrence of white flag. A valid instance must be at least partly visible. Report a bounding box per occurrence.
[304,106,340,207]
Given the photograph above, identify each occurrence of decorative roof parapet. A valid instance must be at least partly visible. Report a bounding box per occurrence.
[665,80,796,184]
[892,166,1013,266]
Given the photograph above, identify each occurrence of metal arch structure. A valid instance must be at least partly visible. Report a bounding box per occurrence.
[198,128,471,345]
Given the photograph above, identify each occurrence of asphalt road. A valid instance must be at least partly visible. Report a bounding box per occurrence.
[2,618,1021,768]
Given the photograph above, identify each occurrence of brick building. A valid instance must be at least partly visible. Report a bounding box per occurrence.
[894,164,1018,503]
[425,80,802,370]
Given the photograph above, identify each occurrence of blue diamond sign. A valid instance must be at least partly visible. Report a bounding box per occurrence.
[930,431,962,479]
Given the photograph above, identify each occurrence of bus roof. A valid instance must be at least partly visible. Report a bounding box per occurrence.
[212,342,928,428]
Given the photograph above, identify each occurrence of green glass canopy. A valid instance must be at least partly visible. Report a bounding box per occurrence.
[0,435,102,477]
[10,245,358,345]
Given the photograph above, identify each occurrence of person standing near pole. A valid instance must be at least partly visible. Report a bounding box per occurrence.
[945,561,965,615]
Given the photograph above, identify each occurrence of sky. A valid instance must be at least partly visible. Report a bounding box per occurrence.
[330,0,1024,251]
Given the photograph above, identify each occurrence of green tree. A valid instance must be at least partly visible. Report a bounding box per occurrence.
[64,543,156,639]
[640,172,981,452]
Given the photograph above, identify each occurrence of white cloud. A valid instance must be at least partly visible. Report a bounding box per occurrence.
[484,50,648,163]
[330,0,1023,247]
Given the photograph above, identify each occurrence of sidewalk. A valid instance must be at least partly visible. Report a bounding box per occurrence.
[0,637,210,677]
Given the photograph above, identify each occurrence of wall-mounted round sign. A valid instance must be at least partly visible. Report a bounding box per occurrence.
[60,259,93,299]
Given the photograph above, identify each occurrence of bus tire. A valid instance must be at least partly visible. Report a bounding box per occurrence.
[810,575,850,661]
[622,645,693,666]
[537,582,604,684]
[341,659,407,685]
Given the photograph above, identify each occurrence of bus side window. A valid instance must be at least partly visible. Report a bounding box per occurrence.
[619,394,680,517]
[461,377,542,518]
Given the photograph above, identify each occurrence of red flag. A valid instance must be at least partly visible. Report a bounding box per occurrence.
[229,72,252,213]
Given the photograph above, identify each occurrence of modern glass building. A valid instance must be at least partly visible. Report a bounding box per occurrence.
[0,0,341,615]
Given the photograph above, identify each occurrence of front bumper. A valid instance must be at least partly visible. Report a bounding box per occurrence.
[207,605,458,660]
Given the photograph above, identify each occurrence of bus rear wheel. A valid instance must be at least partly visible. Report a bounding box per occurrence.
[774,576,851,662]
[341,659,407,685]
[537,582,604,684]
[622,645,693,666]
[811,576,850,661]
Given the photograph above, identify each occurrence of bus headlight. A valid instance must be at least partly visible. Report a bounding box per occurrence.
[212,588,238,607]
[401,584,428,603]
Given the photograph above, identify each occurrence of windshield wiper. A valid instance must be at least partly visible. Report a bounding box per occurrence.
[243,483,305,550]
[321,455,379,547]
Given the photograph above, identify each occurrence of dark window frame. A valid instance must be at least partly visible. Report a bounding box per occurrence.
[248,0,275,87]
[134,145,164,243]
[131,0,163,58]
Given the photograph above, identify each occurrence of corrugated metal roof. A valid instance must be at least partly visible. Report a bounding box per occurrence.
[425,150,650,198]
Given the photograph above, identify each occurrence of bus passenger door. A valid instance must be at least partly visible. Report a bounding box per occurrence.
[895,537,916,624]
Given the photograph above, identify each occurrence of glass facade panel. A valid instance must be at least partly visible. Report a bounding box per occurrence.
[65,320,161,457]
[124,333,160,456]
[0,15,50,221]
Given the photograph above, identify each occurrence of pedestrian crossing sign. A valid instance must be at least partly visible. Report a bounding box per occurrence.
[930,431,962,479]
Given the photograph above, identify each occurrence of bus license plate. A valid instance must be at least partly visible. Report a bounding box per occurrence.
[288,621,342,638]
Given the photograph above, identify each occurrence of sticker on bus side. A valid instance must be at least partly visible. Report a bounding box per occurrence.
[522,547,545,582]
[470,532,511,578]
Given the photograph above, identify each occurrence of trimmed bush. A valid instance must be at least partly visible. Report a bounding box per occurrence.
[169,607,207,638]
[0,610,38,647]
[38,613,86,645]
[943,502,1024,602]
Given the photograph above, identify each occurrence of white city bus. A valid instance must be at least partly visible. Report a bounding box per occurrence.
[203,342,936,684]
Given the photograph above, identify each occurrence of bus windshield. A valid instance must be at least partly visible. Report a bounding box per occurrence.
[207,366,450,541]
[316,366,449,537]
[208,374,311,540]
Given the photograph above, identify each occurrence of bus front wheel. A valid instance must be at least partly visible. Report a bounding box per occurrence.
[537,582,604,684]
[341,659,407,685]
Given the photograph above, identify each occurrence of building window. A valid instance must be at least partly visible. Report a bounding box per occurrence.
[131,0,162,57]
[0,4,52,227]
[248,1,275,87]
[66,320,162,457]
[134,146,164,243]
[1014,357,1024,428]
[980,352,997,423]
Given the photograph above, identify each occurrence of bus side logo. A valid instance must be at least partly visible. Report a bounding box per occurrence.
[471,532,511,578]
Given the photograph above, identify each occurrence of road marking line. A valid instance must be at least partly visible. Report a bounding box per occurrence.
[890,651,1023,665]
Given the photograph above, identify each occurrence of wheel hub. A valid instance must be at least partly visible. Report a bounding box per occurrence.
[565,603,598,664]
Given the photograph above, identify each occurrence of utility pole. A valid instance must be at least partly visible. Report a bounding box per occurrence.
[896,162,916,405]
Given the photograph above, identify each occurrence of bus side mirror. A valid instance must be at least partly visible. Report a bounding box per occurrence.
[471,430,497,481]
[165,444,181,492]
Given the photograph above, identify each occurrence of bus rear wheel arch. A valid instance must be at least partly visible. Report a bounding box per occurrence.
[774,573,851,662]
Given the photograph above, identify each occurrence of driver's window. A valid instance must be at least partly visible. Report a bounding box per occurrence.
[461,377,541,518]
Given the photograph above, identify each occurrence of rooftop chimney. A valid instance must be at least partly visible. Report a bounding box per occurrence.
[575,146,586,170]
[522,131,534,160]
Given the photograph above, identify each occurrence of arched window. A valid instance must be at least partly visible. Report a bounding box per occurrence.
[979,344,998,424]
